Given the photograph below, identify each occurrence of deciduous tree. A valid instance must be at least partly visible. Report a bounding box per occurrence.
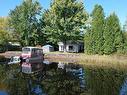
[43,0,87,51]
[9,0,42,46]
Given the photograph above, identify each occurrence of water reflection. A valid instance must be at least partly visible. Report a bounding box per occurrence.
[22,62,45,74]
[41,62,85,95]
[58,62,86,88]
[23,74,46,95]
[0,59,127,95]
[0,91,8,95]
[20,61,86,95]
[86,66,127,95]
[120,78,127,95]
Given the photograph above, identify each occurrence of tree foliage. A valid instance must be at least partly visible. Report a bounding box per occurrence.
[0,30,10,45]
[0,17,9,30]
[123,32,127,54]
[0,17,11,45]
[84,5,124,55]
[85,5,105,54]
[103,14,115,54]
[9,0,42,46]
[111,13,124,53]
[91,5,105,54]
[42,0,87,45]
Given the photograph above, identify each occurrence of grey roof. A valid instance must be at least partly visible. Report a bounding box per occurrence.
[43,45,53,48]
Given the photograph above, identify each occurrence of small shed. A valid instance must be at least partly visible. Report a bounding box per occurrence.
[42,45,54,53]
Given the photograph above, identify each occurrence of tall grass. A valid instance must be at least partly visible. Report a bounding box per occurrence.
[45,53,127,66]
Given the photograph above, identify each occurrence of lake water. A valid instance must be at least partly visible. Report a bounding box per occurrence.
[0,59,127,95]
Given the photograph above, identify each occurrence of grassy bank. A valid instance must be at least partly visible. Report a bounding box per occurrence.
[1,51,127,68]
[45,52,127,67]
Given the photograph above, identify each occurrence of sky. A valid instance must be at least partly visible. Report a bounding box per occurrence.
[0,0,127,26]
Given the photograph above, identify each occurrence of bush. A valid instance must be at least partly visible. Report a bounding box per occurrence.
[0,45,6,53]
[0,55,6,62]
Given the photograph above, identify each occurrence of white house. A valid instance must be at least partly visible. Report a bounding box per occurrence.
[42,45,54,53]
[58,41,84,53]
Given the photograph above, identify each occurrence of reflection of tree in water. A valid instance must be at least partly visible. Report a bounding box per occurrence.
[42,63,86,95]
[0,64,28,95]
[7,74,28,95]
[23,74,46,95]
[120,78,127,95]
[20,62,46,95]
[85,67,126,95]
[0,64,20,84]
[0,62,87,95]
[6,70,45,95]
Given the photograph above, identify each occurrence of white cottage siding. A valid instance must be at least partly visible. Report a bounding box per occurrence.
[66,44,78,52]
[58,42,83,53]
[42,45,54,53]
[59,45,64,52]
[58,42,64,52]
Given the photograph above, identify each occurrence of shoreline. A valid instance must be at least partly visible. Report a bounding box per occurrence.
[45,53,127,64]
[44,53,127,70]
[1,51,127,65]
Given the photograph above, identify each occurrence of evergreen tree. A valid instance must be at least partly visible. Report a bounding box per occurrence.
[103,15,115,54]
[104,13,124,54]
[91,4,105,54]
[84,16,94,54]
[84,27,94,54]
[112,13,124,53]
[123,32,127,54]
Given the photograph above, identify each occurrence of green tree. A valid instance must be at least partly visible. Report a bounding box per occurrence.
[84,26,94,54]
[0,17,11,46]
[103,15,115,54]
[9,0,42,46]
[112,13,124,53]
[43,0,87,51]
[0,17,9,31]
[91,4,105,54]
[0,30,10,45]
[103,13,124,54]
[122,32,127,54]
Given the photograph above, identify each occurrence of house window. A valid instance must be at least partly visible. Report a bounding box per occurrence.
[69,46,73,50]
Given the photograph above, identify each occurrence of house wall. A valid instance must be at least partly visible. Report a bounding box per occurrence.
[58,42,84,53]
[59,45,64,52]
[66,44,79,53]
[43,47,54,53]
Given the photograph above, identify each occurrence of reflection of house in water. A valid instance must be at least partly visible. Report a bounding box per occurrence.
[58,62,85,88]
[43,60,52,65]
[43,61,85,88]
[21,61,86,94]
[66,63,85,88]
[43,60,58,71]
[120,78,127,95]
[58,62,65,69]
